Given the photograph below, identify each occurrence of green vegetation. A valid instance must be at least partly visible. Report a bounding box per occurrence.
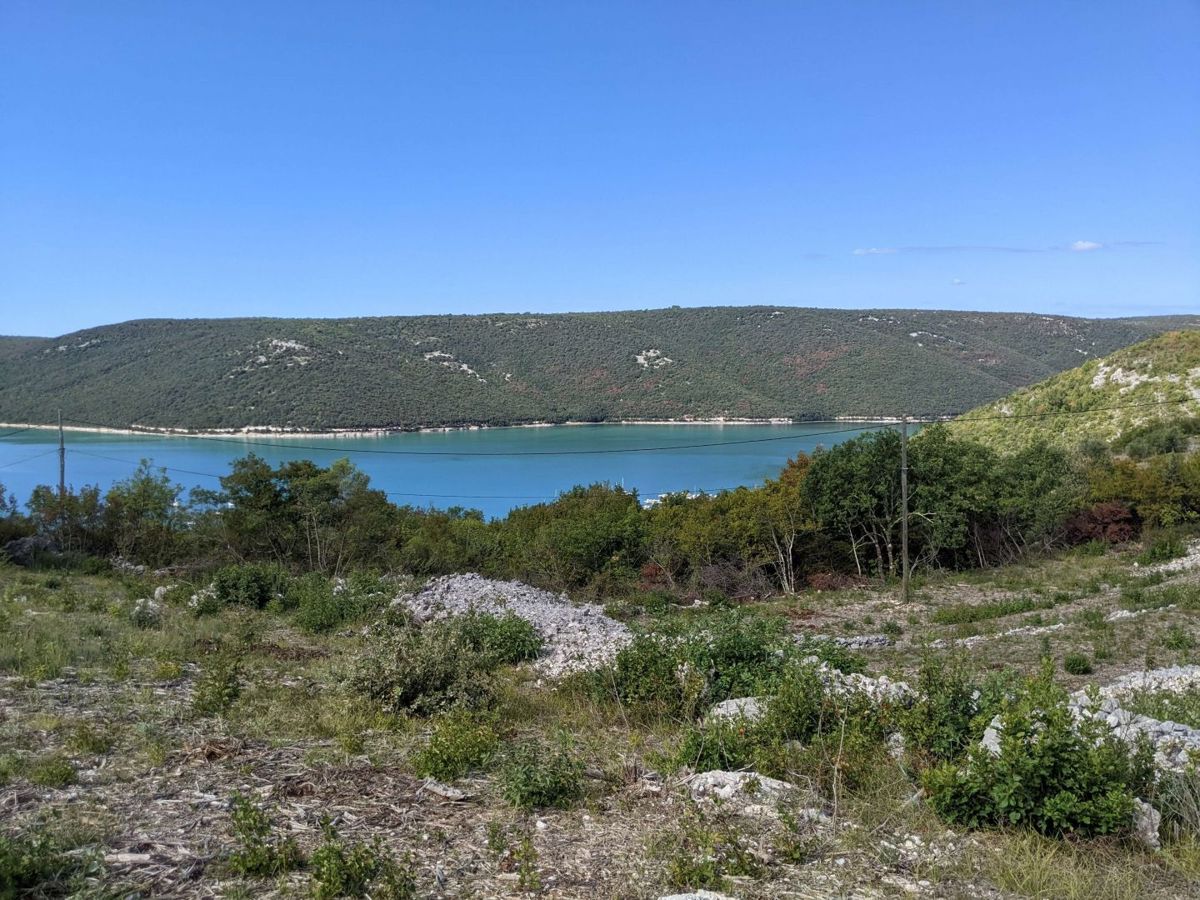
[1123,686,1200,730]
[950,331,1200,453]
[309,820,415,899]
[924,663,1156,837]
[2,344,1200,896]
[1,309,1193,429]
[349,612,541,716]
[498,736,586,810]
[0,827,101,897]
[412,711,500,781]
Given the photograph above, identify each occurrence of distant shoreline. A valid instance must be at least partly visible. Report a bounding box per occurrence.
[0,415,943,440]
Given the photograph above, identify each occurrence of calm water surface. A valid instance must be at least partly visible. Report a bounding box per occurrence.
[0,423,885,518]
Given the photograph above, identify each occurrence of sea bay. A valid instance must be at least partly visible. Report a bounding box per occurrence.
[0,422,887,518]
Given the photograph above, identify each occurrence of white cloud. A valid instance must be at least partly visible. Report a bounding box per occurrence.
[1070,240,1104,252]
[951,278,966,286]
[852,247,897,255]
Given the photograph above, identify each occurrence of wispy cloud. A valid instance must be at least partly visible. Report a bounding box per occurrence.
[851,239,1159,256]
[951,278,966,286]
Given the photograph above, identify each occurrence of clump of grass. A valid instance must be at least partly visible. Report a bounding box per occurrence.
[226,792,304,878]
[27,754,77,788]
[930,595,1054,626]
[989,831,1154,900]
[66,722,115,756]
[1122,685,1200,731]
[1063,652,1093,675]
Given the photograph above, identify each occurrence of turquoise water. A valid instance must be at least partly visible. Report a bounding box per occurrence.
[0,422,885,518]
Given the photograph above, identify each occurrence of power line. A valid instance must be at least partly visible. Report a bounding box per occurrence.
[0,448,60,470]
[70,449,227,481]
[0,426,37,440]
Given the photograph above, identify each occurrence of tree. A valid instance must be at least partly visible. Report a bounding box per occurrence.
[103,460,184,565]
[805,431,904,579]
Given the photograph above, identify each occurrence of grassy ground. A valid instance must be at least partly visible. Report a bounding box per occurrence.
[1,542,1198,898]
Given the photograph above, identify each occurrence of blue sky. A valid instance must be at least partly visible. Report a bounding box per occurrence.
[2,1,1197,336]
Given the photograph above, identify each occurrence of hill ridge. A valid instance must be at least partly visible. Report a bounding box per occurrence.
[0,307,1194,431]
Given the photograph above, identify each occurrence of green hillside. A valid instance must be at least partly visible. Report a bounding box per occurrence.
[949,330,1200,453]
[0,307,1195,431]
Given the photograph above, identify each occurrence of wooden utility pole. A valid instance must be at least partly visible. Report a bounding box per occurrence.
[58,410,66,534]
[900,414,910,603]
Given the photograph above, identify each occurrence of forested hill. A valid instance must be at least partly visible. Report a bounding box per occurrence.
[949,330,1200,453]
[0,307,1195,431]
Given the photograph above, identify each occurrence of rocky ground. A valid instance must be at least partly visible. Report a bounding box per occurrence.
[2,542,1199,898]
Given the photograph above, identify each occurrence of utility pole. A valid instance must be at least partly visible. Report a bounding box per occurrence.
[58,410,66,535]
[900,414,910,603]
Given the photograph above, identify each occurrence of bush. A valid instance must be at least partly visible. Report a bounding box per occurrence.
[596,610,861,720]
[210,563,289,609]
[499,736,585,810]
[452,610,543,667]
[310,820,415,899]
[193,653,242,717]
[351,613,539,717]
[412,712,500,781]
[924,663,1155,837]
[1137,532,1187,566]
[0,828,100,897]
[659,809,762,890]
[1063,652,1093,675]
[292,573,397,634]
[227,792,304,878]
[899,658,981,764]
[672,661,887,781]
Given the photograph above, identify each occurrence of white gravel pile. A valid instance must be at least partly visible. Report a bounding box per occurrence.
[394,574,632,678]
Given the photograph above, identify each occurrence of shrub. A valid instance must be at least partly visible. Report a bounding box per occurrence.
[291,573,397,634]
[1137,532,1187,566]
[210,563,288,609]
[1064,501,1139,545]
[499,737,585,810]
[1063,652,1093,675]
[899,658,981,764]
[227,792,304,877]
[290,574,350,634]
[412,712,500,781]
[672,661,886,780]
[192,653,242,717]
[672,716,774,774]
[0,828,100,897]
[924,663,1155,837]
[452,610,543,667]
[659,809,762,890]
[596,610,861,720]
[351,613,539,717]
[310,819,415,899]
